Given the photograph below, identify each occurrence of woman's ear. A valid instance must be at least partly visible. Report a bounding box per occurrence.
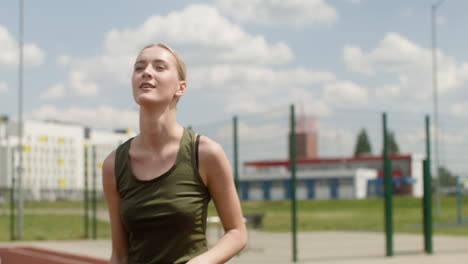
[175,80,186,97]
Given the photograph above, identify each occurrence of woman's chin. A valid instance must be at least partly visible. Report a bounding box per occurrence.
[134,96,167,107]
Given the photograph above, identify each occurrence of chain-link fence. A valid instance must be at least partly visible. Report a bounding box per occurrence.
[0,121,130,241]
[192,105,467,261]
[1,105,466,262]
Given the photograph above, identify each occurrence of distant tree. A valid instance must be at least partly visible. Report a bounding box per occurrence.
[438,166,457,187]
[354,128,372,156]
[382,130,399,155]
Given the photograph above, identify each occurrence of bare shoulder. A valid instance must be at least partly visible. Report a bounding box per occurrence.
[102,150,117,185]
[198,135,225,162]
[198,135,232,187]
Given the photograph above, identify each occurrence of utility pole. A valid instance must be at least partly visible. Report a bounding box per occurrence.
[431,0,445,217]
[17,0,25,239]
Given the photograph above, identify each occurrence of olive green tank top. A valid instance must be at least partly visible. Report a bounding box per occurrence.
[114,128,211,264]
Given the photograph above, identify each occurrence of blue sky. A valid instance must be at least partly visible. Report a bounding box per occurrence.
[1,0,468,173]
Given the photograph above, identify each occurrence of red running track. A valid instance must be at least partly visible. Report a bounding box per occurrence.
[0,246,107,264]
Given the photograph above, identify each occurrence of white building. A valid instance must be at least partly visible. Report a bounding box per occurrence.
[240,154,424,200]
[85,128,135,196]
[0,120,84,200]
[0,119,134,201]
[241,167,377,200]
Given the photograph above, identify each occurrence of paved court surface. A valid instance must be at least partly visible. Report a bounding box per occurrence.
[1,230,467,263]
[0,246,106,264]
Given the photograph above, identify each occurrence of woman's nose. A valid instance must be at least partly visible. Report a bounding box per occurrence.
[142,65,153,78]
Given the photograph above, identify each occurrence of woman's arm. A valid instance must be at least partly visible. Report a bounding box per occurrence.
[187,137,248,264]
[102,151,129,264]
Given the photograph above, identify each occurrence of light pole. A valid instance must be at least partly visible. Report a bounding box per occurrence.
[431,0,445,217]
[17,0,24,239]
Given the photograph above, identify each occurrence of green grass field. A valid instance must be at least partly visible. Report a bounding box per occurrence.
[1,196,467,241]
[0,214,111,241]
[217,196,468,235]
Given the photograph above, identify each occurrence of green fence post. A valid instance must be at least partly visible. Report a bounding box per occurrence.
[10,148,16,241]
[423,159,433,253]
[456,176,462,225]
[92,145,97,240]
[290,104,298,262]
[423,115,433,254]
[382,112,393,257]
[10,178,15,241]
[233,116,239,194]
[84,143,89,239]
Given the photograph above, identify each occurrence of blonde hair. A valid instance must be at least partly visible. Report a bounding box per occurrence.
[140,43,187,81]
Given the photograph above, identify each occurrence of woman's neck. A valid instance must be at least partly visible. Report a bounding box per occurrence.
[137,105,182,150]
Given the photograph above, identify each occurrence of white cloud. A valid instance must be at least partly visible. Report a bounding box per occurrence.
[343,32,468,98]
[344,33,430,76]
[40,83,65,100]
[436,15,446,26]
[23,44,45,65]
[400,130,425,150]
[436,127,468,145]
[402,8,413,17]
[224,93,267,113]
[286,87,332,117]
[0,81,8,93]
[189,64,335,114]
[190,65,335,94]
[318,125,356,156]
[47,3,341,117]
[69,70,99,97]
[0,25,45,67]
[323,81,368,104]
[451,102,468,118]
[343,46,373,75]
[237,121,288,142]
[204,120,287,158]
[375,84,400,99]
[58,4,294,100]
[103,4,293,65]
[223,84,331,116]
[73,54,135,88]
[56,54,70,66]
[30,104,139,130]
[216,0,339,27]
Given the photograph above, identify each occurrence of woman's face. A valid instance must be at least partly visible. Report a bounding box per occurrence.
[132,46,185,107]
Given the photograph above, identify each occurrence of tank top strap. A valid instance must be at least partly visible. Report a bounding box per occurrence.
[114,137,133,191]
[185,129,198,170]
[185,128,206,189]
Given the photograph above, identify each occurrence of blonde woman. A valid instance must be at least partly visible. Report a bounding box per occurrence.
[102,44,247,264]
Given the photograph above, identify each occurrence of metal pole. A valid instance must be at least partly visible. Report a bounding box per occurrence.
[423,115,433,254]
[431,0,445,217]
[10,146,15,240]
[17,0,24,240]
[456,176,462,225]
[382,113,393,257]
[290,104,298,262]
[92,145,97,240]
[233,116,239,194]
[84,143,89,239]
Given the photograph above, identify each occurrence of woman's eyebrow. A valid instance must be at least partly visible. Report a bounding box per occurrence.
[135,59,168,65]
[152,59,168,64]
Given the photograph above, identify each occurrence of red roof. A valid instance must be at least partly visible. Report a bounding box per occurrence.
[244,154,412,168]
